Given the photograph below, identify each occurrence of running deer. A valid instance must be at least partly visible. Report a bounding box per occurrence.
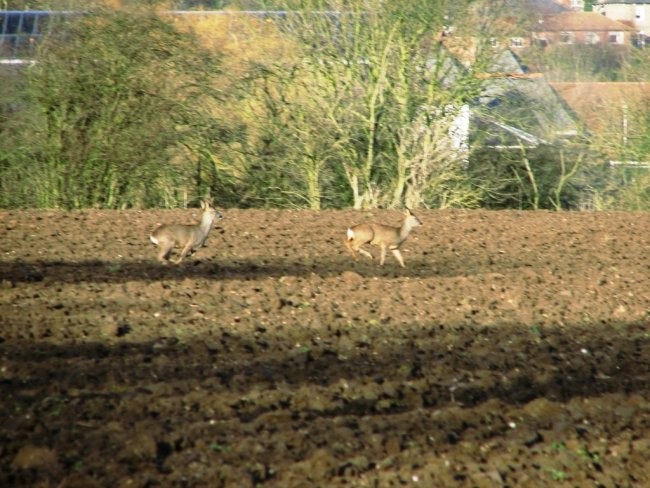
[345,208,422,268]
[150,198,223,264]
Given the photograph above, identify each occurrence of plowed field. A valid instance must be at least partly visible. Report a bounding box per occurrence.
[1,208,649,487]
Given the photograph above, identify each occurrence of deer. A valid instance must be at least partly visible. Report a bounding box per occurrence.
[150,198,223,264]
[345,207,422,268]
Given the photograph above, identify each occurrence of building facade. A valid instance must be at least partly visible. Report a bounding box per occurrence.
[594,0,650,40]
[533,11,636,45]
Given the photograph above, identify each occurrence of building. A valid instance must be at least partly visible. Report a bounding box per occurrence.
[552,82,650,161]
[594,0,650,43]
[533,11,636,45]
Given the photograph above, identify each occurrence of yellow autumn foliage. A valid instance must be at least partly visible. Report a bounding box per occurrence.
[170,10,301,78]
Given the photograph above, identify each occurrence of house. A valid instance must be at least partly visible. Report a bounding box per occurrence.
[485,0,569,50]
[552,81,650,126]
[533,11,636,45]
[471,50,579,148]
[427,37,579,159]
[594,0,650,43]
[443,39,580,149]
[438,10,581,147]
[551,82,650,163]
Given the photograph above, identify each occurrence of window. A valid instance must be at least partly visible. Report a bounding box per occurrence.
[509,37,524,48]
[1,11,70,60]
[584,32,599,44]
[570,0,584,10]
[608,31,623,44]
[635,6,645,21]
[560,31,574,44]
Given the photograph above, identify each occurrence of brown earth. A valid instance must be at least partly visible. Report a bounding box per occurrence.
[0,208,649,488]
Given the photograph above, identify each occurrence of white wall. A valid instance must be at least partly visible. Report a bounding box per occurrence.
[595,3,650,37]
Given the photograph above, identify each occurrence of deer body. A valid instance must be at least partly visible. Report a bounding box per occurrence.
[345,208,422,267]
[150,199,223,264]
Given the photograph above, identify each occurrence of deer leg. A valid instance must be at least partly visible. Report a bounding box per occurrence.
[157,241,175,262]
[379,245,387,266]
[392,249,405,268]
[357,246,373,260]
[348,238,373,260]
[173,242,193,264]
[345,238,359,260]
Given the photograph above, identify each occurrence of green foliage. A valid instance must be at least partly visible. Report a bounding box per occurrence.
[469,144,598,210]
[241,0,484,209]
[176,0,267,7]
[622,48,650,82]
[549,468,567,482]
[592,166,650,210]
[0,8,229,208]
[522,44,629,82]
[0,67,33,208]
[2,2,649,210]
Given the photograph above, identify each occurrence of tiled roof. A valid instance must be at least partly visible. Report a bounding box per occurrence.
[472,50,578,143]
[536,11,636,31]
[551,82,650,131]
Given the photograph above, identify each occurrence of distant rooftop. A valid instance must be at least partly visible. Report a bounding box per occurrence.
[536,11,636,31]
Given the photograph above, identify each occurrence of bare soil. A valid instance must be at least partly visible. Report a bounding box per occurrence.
[1,208,649,488]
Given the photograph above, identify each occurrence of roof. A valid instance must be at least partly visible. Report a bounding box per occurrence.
[550,82,650,131]
[431,46,579,146]
[470,50,579,145]
[536,11,636,31]
[475,76,578,141]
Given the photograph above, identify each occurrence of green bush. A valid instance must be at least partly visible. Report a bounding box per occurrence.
[0,9,225,208]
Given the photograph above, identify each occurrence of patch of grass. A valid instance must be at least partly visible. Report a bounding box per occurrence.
[578,447,600,464]
[549,468,567,481]
[550,441,566,452]
[210,442,229,452]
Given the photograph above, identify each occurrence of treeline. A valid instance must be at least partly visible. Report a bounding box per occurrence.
[0,1,649,210]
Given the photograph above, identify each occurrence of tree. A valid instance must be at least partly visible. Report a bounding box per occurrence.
[248,0,488,209]
[521,44,629,82]
[586,91,650,210]
[1,7,225,208]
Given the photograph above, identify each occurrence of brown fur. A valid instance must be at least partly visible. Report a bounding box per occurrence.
[345,208,422,267]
